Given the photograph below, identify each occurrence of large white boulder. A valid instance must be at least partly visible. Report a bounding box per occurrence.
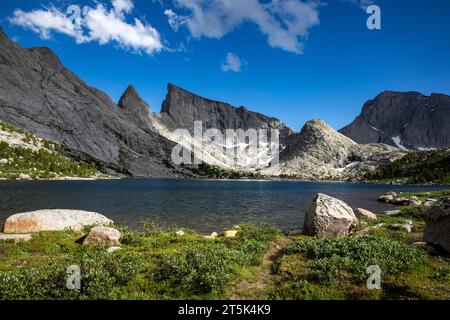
[303,193,358,237]
[2,209,113,233]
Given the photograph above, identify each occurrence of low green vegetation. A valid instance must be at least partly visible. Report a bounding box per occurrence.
[0,224,281,299]
[186,162,263,179]
[365,148,450,185]
[284,236,427,284]
[0,191,449,300]
[0,122,99,179]
[0,141,97,179]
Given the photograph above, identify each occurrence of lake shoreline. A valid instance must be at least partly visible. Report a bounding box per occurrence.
[1,189,449,300]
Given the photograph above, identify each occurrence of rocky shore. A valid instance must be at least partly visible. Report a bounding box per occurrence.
[0,190,449,300]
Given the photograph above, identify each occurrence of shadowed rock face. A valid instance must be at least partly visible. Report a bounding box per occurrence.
[159,83,295,145]
[118,85,155,131]
[0,27,184,178]
[340,91,450,150]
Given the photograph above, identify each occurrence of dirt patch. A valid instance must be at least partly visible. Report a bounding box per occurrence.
[0,247,8,260]
[230,242,284,300]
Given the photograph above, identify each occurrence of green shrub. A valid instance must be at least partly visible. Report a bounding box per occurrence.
[399,205,428,218]
[285,236,427,284]
[118,227,144,246]
[0,249,146,300]
[365,148,450,184]
[236,223,281,242]
[155,244,244,295]
[432,266,450,281]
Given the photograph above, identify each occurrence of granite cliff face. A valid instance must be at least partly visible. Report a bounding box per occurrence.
[264,119,404,180]
[0,26,409,179]
[118,85,156,132]
[0,27,184,178]
[340,91,450,151]
[158,83,294,144]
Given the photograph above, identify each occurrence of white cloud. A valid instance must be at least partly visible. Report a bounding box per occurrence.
[111,0,134,17]
[9,0,163,55]
[168,0,320,54]
[221,52,243,72]
[9,6,85,42]
[342,0,374,10]
[164,9,187,32]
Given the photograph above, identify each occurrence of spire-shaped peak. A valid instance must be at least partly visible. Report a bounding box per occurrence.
[118,85,151,112]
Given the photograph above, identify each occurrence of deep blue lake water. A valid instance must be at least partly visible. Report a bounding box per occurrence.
[0,179,446,233]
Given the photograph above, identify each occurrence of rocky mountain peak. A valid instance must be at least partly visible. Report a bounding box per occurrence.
[298,119,357,149]
[118,85,150,111]
[117,85,155,131]
[0,27,7,40]
[340,91,450,150]
[159,83,294,144]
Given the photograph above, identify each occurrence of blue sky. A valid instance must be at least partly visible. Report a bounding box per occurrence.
[0,0,449,131]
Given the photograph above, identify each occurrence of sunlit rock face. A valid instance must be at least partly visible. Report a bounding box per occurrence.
[264,119,403,180]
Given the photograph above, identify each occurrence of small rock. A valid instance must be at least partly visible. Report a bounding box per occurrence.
[390,220,413,233]
[0,233,32,243]
[392,197,411,206]
[232,225,240,229]
[83,226,122,245]
[0,159,8,165]
[383,210,401,216]
[354,208,377,220]
[18,173,31,180]
[224,230,238,238]
[409,196,422,207]
[106,246,121,254]
[175,230,185,237]
[378,194,394,203]
[205,232,218,239]
[424,198,438,207]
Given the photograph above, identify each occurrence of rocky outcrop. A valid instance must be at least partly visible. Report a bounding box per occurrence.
[354,208,377,220]
[0,27,184,178]
[303,193,358,237]
[424,197,450,253]
[265,119,403,179]
[83,226,122,245]
[378,192,422,206]
[2,209,112,233]
[340,91,450,151]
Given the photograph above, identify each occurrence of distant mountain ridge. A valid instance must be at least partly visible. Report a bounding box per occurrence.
[340,91,450,150]
[1,26,446,180]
